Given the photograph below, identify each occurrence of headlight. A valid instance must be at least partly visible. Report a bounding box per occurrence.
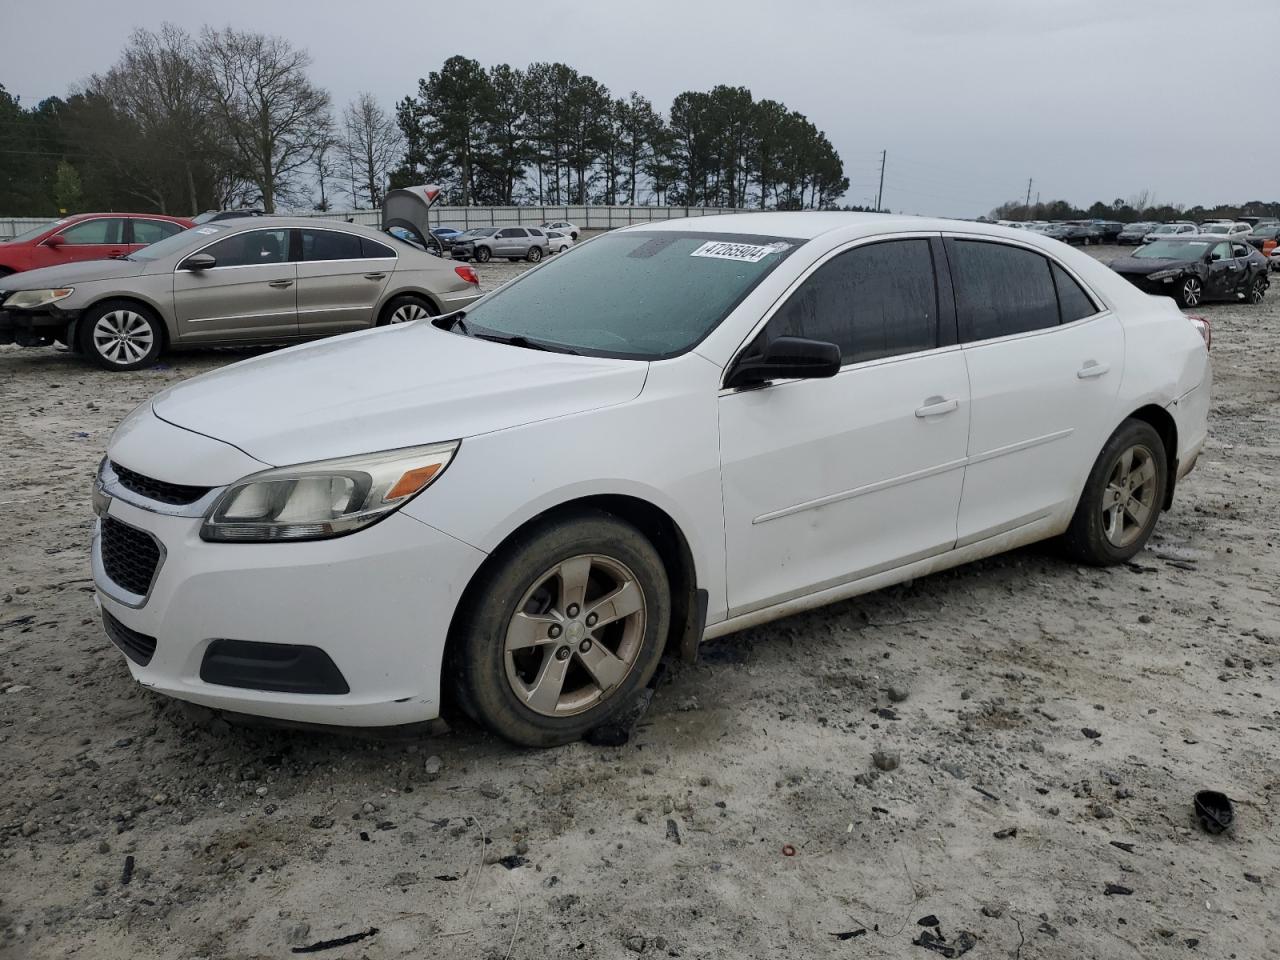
[200,441,459,543]
[1146,269,1182,282]
[3,288,74,309]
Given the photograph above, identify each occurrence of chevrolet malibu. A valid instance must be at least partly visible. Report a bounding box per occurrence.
[92,214,1211,746]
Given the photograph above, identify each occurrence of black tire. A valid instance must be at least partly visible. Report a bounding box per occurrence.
[526,246,543,263]
[475,245,492,263]
[1062,419,1168,566]
[1175,276,1203,309]
[570,231,578,240]
[78,300,163,371]
[449,509,671,747]
[379,294,436,326]
[1248,274,1268,305]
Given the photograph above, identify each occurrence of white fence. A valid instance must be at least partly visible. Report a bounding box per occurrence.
[0,206,749,240]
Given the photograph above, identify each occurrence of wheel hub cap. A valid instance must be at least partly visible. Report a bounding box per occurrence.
[92,310,153,365]
[503,554,647,717]
[1101,444,1157,548]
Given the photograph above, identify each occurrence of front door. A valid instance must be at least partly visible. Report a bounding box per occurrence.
[173,227,298,342]
[944,237,1124,544]
[1204,241,1237,299]
[295,228,394,335]
[718,236,970,616]
[33,217,129,268]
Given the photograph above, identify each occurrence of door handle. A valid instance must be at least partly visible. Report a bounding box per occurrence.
[267,279,294,288]
[363,272,387,280]
[1077,360,1110,379]
[914,396,959,418]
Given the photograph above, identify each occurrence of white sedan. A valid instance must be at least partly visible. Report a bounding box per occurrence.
[92,214,1211,746]
[545,230,574,254]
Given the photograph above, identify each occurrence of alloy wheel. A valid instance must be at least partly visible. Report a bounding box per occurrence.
[92,310,154,365]
[1181,278,1202,307]
[504,553,647,717]
[1101,444,1158,548]
[1251,278,1267,304]
[390,302,430,324]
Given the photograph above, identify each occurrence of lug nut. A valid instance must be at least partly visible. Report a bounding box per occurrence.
[585,613,598,627]
[548,624,562,639]
[566,603,580,618]
[555,646,571,661]
[578,639,592,653]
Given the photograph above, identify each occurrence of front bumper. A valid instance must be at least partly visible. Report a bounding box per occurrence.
[92,495,488,727]
[1115,272,1182,297]
[0,306,76,346]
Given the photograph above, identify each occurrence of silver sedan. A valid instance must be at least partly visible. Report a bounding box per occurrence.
[0,217,483,370]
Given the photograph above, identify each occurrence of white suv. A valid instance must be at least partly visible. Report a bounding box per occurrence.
[93,214,1211,746]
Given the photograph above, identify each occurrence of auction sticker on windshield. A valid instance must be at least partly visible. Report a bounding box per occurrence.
[690,240,783,263]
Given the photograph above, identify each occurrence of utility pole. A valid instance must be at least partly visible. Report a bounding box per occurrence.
[1025,177,1033,218]
[875,150,886,213]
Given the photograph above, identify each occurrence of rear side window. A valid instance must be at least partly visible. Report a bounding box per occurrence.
[764,238,939,364]
[132,219,185,244]
[301,229,362,261]
[1051,264,1098,323]
[948,240,1058,341]
[497,228,527,238]
[361,237,395,259]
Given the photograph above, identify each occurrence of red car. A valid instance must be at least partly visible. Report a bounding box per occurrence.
[0,213,196,277]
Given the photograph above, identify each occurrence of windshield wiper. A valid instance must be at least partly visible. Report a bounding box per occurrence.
[436,311,469,334]
[476,332,580,355]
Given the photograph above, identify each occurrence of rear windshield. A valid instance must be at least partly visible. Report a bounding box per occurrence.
[456,231,800,359]
[1134,240,1211,259]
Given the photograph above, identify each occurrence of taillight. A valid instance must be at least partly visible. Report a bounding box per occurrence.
[1188,314,1211,351]
[454,265,479,285]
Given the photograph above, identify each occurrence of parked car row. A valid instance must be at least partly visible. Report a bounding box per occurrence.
[444,223,577,262]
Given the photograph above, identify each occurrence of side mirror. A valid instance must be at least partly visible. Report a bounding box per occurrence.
[44,234,66,247]
[725,336,842,389]
[180,252,216,271]
[1209,253,1221,262]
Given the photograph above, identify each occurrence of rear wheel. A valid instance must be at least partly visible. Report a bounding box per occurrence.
[450,510,670,747]
[1062,419,1168,565]
[1175,276,1203,308]
[79,300,163,371]
[1248,274,1268,304]
[526,246,543,263]
[380,294,435,326]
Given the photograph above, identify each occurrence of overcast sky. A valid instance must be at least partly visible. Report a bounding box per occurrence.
[3,0,1276,217]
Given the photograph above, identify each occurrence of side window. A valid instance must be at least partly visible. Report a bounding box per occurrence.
[497,228,527,239]
[1211,242,1231,261]
[301,229,362,261]
[361,237,395,259]
[761,239,938,365]
[202,229,289,268]
[948,240,1059,342]
[132,219,184,244]
[1052,263,1098,323]
[1231,243,1249,259]
[59,218,126,245]
[526,228,543,237]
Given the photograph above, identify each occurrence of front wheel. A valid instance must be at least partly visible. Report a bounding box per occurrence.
[1175,276,1203,308]
[475,246,492,263]
[526,246,543,263]
[449,510,671,747]
[1062,419,1168,565]
[79,300,163,371]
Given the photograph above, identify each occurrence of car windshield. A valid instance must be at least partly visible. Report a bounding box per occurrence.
[1199,225,1229,234]
[3,219,64,243]
[1251,224,1278,235]
[455,231,800,359]
[1134,239,1211,259]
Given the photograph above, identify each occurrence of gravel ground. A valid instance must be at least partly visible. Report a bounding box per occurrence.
[1,247,1277,959]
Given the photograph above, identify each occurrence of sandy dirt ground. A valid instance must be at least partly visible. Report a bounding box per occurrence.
[1,247,1277,960]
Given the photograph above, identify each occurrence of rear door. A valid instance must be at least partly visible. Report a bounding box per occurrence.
[1204,241,1236,298]
[172,227,297,342]
[944,236,1123,544]
[35,217,129,268]
[295,228,395,335]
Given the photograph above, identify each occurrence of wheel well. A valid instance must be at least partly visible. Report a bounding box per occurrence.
[1127,404,1178,509]
[76,296,169,349]
[446,494,698,667]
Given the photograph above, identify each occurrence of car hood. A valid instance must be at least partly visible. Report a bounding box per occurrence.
[1109,257,1198,276]
[150,322,650,466]
[1,258,153,289]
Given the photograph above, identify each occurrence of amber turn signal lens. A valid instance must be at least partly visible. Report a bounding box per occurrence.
[384,463,443,501]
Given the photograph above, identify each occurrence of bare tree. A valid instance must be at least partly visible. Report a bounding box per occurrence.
[311,115,339,211]
[340,92,402,209]
[199,27,331,212]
